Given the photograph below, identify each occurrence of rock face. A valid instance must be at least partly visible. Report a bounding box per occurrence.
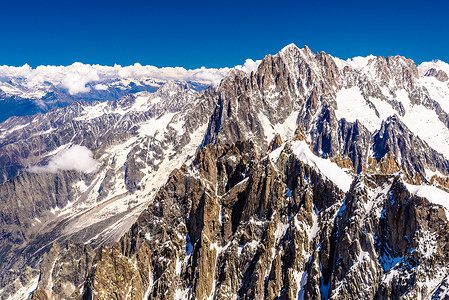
[64,140,449,299]
[425,68,449,82]
[2,44,449,299]
[373,115,449,178]
[203,44,449,179]
[32,241,95,299]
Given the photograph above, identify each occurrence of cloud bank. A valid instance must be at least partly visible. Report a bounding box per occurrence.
[0,62,232,94]
[0,57,267,95]
[30,145,98,173]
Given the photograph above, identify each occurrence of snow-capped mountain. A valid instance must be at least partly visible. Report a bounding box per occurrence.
[1,44,449,299]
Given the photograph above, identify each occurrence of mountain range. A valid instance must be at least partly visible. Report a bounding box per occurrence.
[0,62,237,123]
[1,44,449,299]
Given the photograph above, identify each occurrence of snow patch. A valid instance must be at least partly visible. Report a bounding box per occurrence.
[399,96,449,159]
[258,110,299,142]
[138,113,176,140]
[418,59,449,77]
[335,86,382,132]
[333,55,377,71]
[270,141,353,192]
[405,183,449,219]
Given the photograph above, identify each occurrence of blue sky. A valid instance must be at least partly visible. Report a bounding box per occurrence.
[1,0,448,68]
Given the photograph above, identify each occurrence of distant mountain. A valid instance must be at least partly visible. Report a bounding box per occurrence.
[1,45,449,299]
[0,62,233,123]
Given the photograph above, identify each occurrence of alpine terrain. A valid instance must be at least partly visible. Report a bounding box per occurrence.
[2,44,449,299]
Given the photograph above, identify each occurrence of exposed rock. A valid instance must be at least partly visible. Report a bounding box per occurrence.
[425,68,448,82]
[268,134,283,152]
[373,115,449,177]
[31,241,95,300]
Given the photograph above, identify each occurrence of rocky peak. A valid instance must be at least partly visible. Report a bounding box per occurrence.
[436,69,448,82]
[156,80,189,95]
[279,43,301,55]
[268,134,283,152]
[364,55,419,89]
[293,125,307,141]
[374,115,449,177]
[366,151,402,175]
[425,67,439,77]
[425,67,449,82]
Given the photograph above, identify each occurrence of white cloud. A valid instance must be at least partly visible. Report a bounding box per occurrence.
[61,67,100,95]
[0,56,269,94]
[235,59,262,74]
[30,145,98,173]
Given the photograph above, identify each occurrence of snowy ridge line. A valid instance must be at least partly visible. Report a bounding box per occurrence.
[333,53,449,76]
[418,59,449,77]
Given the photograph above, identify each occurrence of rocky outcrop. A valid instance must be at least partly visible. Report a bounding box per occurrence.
[31,241,95,299]
[73,140,345,299]
[373,115,449,177]
[0,82,217,298]
[425,68,448,82]
[0,171,91,271]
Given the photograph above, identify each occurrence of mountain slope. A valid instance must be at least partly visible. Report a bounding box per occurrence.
[1,44,449,299]
[58,138,449,299]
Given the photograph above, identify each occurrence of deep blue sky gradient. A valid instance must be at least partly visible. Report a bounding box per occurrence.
[1,0,448,68]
